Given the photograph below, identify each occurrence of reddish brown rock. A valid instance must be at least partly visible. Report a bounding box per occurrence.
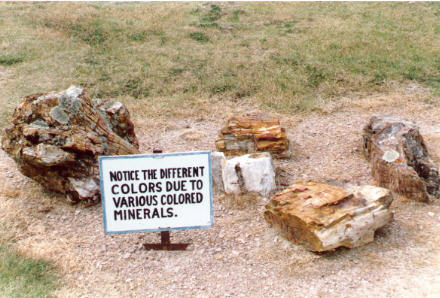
[363,114,439,202]
[1,85,139,203]
[264,181,393,252]
[215,117,290,158]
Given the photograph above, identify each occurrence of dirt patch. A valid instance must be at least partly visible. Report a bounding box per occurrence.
[1,94,440,297]
[0,66,7,85]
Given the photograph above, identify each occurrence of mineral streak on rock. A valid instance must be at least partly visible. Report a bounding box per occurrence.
[264,181,394,252]
[1,85,139,203]
[363,114,439,202]
[215,117,290,158]
[222,152,276,197]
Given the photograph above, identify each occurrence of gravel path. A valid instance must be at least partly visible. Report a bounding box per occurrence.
[1,93,440,297]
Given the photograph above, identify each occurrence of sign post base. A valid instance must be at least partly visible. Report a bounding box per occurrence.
[143,150,189,251]
[143,231,189,251]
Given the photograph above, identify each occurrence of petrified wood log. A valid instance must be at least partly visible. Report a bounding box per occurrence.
[363,114,439,202]
[1,85,139,203]
[222,152,276,196]
[215,117,290,158]
[264,181,393,252]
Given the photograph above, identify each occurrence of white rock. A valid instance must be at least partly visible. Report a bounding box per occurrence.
[211,152,226,192]
[68,177,99,199]
[222,152,276,196]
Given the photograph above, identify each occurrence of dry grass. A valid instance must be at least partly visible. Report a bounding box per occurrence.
[1,2,440,127]
[0,182,59,297]
[0,244,58,298]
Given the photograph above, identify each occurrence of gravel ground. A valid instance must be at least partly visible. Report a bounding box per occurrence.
[1,91,440,297]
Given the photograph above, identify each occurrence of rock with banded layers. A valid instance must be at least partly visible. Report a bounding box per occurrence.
[1,85,139,203]
[363,114,439,202]
[264,181,393,252]
[215,117,290,158]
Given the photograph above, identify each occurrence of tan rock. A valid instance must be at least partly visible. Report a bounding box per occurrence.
[211,152,226,193]
[1,85,139,203]
[264,181,393,252]
[363,114,439,202]
[215,117,290,158]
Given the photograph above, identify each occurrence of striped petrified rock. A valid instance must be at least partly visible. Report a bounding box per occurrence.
[1,85,139,203]
[215,117,290,158]
[264,181,393,252]
[363,114,439,202]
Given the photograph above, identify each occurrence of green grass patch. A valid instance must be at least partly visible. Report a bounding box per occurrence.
[40,17,122,47]
[121,77,150,99]
[0,55,24,66]
[189,31,210,42]
[200,4,222,23]
[210,83,235,94]
[229,9,246,22]
[128,30,149,42]
[0,245,58,297]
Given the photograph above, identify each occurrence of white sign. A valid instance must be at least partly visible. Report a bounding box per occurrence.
[99,151,213,234]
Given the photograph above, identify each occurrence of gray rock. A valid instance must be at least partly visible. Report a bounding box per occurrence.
[211,152,226,192]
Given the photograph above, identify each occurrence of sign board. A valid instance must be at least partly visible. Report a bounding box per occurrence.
[99,151,213,234]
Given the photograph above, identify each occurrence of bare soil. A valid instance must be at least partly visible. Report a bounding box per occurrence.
[1,90,440,297]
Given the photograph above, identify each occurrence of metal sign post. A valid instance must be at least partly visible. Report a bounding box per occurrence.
[144,150,189,251]
[144,230,189,251]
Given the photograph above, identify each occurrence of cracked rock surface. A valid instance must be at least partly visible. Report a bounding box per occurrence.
[264,181,394,252]
[1,85,139,203]
[363,114,439,202]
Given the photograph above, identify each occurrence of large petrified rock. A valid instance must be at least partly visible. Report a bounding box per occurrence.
[264,181,393,252]
[222,152,276,196]
[1,85,139,203]
[363,114,439,202]
[215,117,290,158]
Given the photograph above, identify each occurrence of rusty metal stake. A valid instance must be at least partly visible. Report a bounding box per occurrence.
[143,149,189,251]
[144,231,189,251]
